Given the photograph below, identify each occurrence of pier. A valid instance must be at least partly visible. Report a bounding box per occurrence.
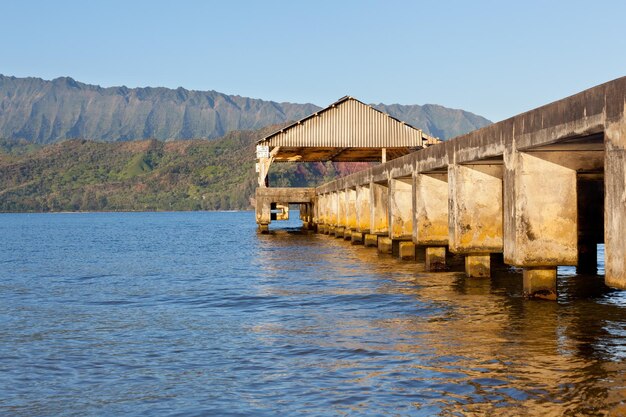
[255,78,626,300]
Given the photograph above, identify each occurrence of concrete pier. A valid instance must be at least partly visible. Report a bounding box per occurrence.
[257,77,626,301]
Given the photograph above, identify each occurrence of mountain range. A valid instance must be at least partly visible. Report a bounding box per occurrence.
[0,75,491,143]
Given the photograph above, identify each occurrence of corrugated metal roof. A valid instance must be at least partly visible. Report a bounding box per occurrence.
[257,96,437,150]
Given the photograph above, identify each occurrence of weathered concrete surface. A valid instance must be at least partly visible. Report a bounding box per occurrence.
[425,247,446,271]
[309,77,626,295]
[364,234,378,247]
[255,187,315,230]
[605,111,626,288]
[328,192,339,226]
[399,241,416,260]
[413,173,448,246]
[346,188,357,232]
[389,178,413,240]
[449,164,503,254]
[316,194,326,227]
[343,228,352,240]
[504,152,577,266]
[371,182,389,235]
[465,254,491,278]
[523,267,557,300]
[356,184,371,233]
[351,231,364,245]
[337,191,347,228]
[335,226,345,238]
[378,237,393,254]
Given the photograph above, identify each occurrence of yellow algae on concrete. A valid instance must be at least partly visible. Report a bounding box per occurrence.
[413,173,449,246]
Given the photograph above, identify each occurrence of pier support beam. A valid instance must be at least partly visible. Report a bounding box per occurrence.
[337,190,347,232]
[329,192,339,234]
[345,188,357,239]
[449,164,503,278]
[523,267,557,300]
[356,184,371,235]
[425,247,446,271]
[413,172,449,270]
[370,182,389,236]
[364,234,378,247]
[378,237,393,254]
[504,151,577,298]
[504,152,577,267]
[351,231,364,244]
[389,178,413,241]
[605,112,626,288]
[465,254,491,278]
[399,241,416,260]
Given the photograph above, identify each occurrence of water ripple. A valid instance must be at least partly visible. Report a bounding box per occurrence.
[0,212,623,416]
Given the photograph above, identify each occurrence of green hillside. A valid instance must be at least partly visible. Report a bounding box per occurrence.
[0,127,364,212]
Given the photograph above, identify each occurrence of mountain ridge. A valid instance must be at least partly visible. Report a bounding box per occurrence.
[0,74,491,144]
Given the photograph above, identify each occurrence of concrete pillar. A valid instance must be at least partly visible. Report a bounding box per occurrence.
[504,151,578,266]
[449,164,503,278]
[356,184,371,234]
[399,241,416,260]
[343,188,357,240]
[378,237,393,254]
[413,172,448,270]
[317,194,326,233]
[465,254,491,278]
[364,234,378,247]
[425,247,446,271]
[413,173,449,247]
[504,151,577,298]
[448,164,503,253]
[300,203,312,229]
[523,267,557,300]
[330,192,339,232]
[388,178,413,240]
[605,114,626,288]
[337,190,347,229]
[256,198,271,234]
[370,182,389,235]
[336,191,346,237]
[351,231,364,245]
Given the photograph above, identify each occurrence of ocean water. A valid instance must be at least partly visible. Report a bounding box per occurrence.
[1,211,625,416]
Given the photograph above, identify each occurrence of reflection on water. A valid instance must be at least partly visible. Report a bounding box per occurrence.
[259,225,625,416]
[1,212,625,416]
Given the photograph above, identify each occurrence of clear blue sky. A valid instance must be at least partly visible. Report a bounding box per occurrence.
[2,0,625,122]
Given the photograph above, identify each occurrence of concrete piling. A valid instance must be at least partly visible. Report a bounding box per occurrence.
[378,237,393,254]
[425,247,446,271]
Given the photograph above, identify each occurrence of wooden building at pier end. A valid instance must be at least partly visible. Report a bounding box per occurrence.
[254,79,626,301]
